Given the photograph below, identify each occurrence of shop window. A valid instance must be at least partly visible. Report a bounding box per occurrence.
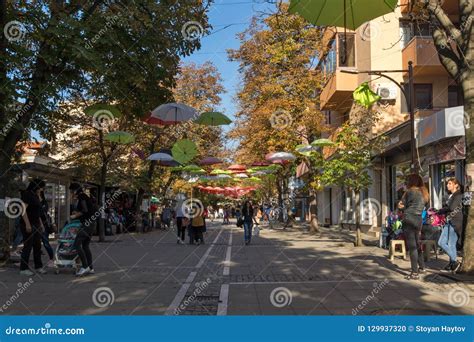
[448,85,464,107]
[338,34,355,68]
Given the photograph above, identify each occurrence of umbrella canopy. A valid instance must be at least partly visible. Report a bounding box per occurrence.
[198,157,223,166]
[85,103,122,119]
[147,152,174,162]
[105,131,135,144]
[295,144,317,156]
[210,169,232,175]
[288,0,397,30]
[171,139,198,164]
[234,173,249,179]
[182,165,207,174]
[251,161,270,167]
[265,152,296,162]
[195,112,232,126]
[228,164,247,171]
[310,138,335,147]
[148,103,198,125]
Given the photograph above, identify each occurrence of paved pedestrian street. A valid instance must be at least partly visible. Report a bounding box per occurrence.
[0,222,472,316]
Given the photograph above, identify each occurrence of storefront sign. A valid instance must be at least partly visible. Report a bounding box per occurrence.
[418,106,465,147]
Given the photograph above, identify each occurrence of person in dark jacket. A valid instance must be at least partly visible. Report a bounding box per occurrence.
[438,178,464,272]
[70,183,96,276]
[398,174,429,280]
[39,190,55,268]
[241,200,254,245]
[19,179,47,276]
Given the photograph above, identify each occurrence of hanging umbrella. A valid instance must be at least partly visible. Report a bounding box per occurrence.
[310,138,335,147]
[147,152,175,162]
[234,173,248,179]
[353,82,381,108]
[195,112,232,126]
[172,139,198,164]
[105,131,135,144]
[251,161,270,167]
[148,103,198,125]
[182,165,207,174]
[228,164,247,171]
[295,144,317,156]
[216,174,232,179]
[288,0,397,30]
[85,103,122,119]
[265,152,296,162]
[210,169,232,175]
[198,157,223,166]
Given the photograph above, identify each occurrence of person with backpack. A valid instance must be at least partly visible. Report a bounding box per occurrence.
[189,211,206,245]
[241,200,254,245]
[438,178,464,272]
[69,183,97,276]
[398,174,429,280]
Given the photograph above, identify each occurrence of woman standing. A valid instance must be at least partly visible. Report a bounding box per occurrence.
[39,190,55,268]
[19,179,46,276]
[398,174,429,280]
[241,200,254,245]
[438,178,464,272]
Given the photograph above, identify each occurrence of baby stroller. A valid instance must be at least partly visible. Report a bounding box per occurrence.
[54,220,81,274]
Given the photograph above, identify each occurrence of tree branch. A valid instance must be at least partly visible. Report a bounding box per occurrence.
[427,0,464,47]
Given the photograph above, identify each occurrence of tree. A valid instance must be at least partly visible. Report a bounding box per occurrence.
[321,106,382,246]
[412,0,473,273]
[0,1,211,258]
[228,3,326,224]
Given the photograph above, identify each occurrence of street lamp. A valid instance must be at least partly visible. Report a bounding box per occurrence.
[341,61,418,173]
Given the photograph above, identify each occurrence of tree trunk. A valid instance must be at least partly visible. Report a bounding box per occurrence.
[98,163,107,242]
[354,190,364,247]
[308,188,319,234]
[461,80,474,274]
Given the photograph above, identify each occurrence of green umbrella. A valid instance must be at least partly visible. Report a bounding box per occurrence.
[182,165,207,174]
[84,103,122,118]
[353,82,381,108]
[171,139,198,164]
[105,131,135,144]
[295,144,317,157]
[195,112,232,126]
[310,138,335,147]
[210,169,232,175]
[288,0,397,30]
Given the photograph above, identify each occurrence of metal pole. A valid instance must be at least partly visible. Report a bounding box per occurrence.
[408,61,418,174]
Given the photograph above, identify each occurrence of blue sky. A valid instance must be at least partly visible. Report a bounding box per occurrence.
[183,0,276,149]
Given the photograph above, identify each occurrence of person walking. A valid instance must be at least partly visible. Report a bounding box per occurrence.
[398,174,429,280]
[438,178,464,272]
[39,190,55,268]
[241,200,254,245]
[69,183,97,276]
[19,179,47,276]
[189,211,206,245]
[175,198,186,244]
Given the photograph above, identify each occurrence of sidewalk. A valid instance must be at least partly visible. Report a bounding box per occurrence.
[0,221,472,315]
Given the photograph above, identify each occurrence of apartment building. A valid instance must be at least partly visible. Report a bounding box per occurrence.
[316,0,466,235]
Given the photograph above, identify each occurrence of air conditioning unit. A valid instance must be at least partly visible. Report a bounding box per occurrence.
[376,84,397,100]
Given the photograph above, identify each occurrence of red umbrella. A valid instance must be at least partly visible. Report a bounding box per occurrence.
[251,161,270,167]
[228,164,247,171]
[199,157,223,166]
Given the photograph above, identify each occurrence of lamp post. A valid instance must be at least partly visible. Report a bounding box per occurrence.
[341,61,418,173]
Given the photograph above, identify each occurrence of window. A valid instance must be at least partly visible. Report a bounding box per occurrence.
[321,39,336,81]
[338,34,355,67]
[400,21,435,48]
[448,85,464,107]
[405,84,433,109]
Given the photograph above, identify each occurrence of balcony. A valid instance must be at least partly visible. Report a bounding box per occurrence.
[402,36,447,77]
[401,0,459,15]
[320,70,358,111]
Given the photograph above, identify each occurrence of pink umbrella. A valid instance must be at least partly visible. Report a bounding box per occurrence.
[228,164,247,171]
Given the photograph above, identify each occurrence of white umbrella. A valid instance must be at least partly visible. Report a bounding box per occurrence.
[216,174,232,179]
[266,152,296,162]
[149,103,198,125]
[147,153,174,162]
[234,173,249,178]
